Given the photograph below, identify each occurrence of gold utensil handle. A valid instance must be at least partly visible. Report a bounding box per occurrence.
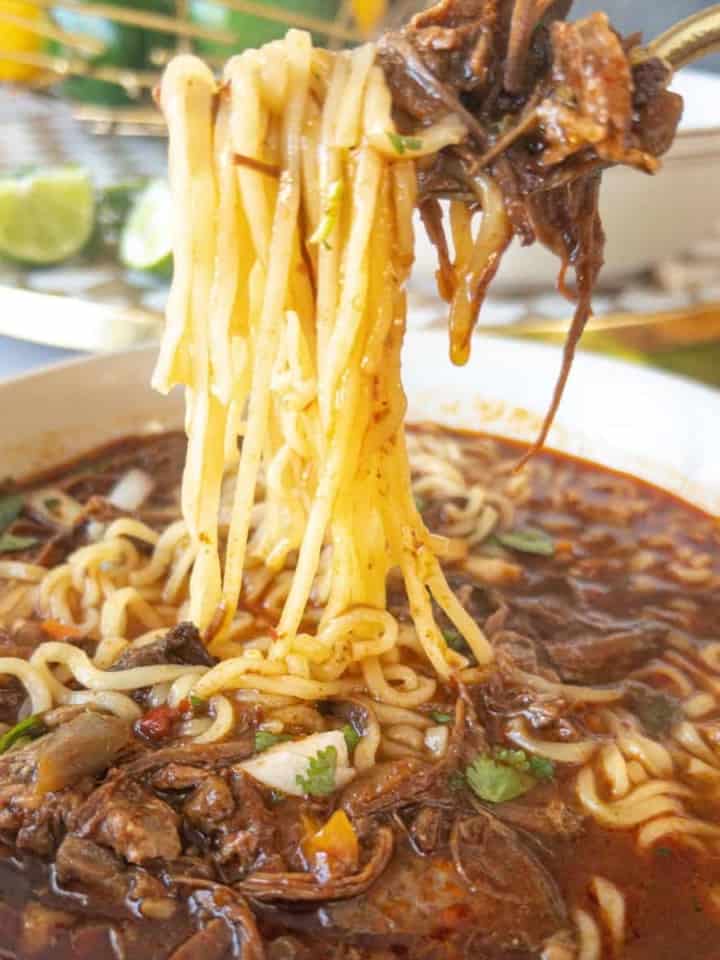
[646,4,720,70]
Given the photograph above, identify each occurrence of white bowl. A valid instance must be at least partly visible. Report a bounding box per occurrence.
[411,69,720,292]
[2,331,718,514]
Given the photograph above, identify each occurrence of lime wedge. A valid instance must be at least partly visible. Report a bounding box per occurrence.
[0,166,95,266]
[120,179,173,276]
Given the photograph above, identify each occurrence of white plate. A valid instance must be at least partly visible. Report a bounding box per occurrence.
[1,331,718,514]
[411,69,720,292]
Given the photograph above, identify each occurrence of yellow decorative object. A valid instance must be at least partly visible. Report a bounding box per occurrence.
[351,0,386,36]
[0,0,47,82]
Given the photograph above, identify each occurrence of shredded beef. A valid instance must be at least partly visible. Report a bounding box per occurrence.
[378,0,682,454]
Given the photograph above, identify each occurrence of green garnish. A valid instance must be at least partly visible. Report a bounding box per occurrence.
[494,528,555,557]
[386,131,424,155]
[0,493,23,534]
[310,179,343,248]
[0,534,38,554]
[296,745,338,796]
[414,495,427,513]
[254,730,293,753]
[189,695,204,710]
[442,626,469,655]
[0,715,45,755]
[342,723,360,751]
[656,846,673,858]
[431,711,452,725]
[465,747,555,804]
[44,497,61,512]
[448,770,466,792]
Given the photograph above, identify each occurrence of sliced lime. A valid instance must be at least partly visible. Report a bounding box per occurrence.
[120,178,173,275]
[0,166,95,266]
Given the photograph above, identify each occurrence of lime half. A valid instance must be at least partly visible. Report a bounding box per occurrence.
[120,178,173,275]
[0,167,95,266]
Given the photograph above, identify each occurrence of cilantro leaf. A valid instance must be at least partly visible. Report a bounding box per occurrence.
[0,533,37,554]
[442,626,469,655]
[466,754,532,803]
[466,747,555,804]
[495,528,554,557]
[342,723,360,751]
[448,770,466,791]
[310,179,343,247]
[386,131,424,155]
[528,755,555,781]
[0,715,45,755]
[0,493,23,535]
[254,730,292,753]
[431,711,453,725]
[189,695,204,711]
[296,745,338,796]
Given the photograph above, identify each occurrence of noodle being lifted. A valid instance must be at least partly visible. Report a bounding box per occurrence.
[150,0,680,706]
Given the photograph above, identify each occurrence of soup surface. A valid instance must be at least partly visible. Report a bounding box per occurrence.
[0,426,719,959]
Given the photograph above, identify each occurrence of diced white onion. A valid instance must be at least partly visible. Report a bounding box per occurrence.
[424,724,449,757]
[239,729,355,797]
[27,487,83,530]
[108,469,155,512]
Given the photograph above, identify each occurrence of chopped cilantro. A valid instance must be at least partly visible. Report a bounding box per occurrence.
[431,711,453,725]
[442,626,469,655]
[342,723,360,751]
[189,695,204,710]
[310,179,343,247]
[296,745,338,796]
[386,131,424,155]
[448,770,466,791]
[466,747,555,804]
[0,533,37,554]
[494,528,555,557]
[0,493,22,534]
[0,715,45,755]
[528,754,556,781]
[254,730,292,753]
[44,497,61,512]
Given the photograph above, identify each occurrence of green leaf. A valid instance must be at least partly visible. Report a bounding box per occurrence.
[310,179,343,247]
[448,770,466,791]
[0,533,38,554]
[342,723,360,751]
[0,493,23,535]
[296,745,337,796]
[466,754,533,803]
[0,715,45,755]
[441,626,469,655]
[189,694,204,710]
[431,711,452,725]
[495,527,555,557]
[528,754,555,781]
[44,497,61,513]
[466,747,555,804]
[386,131,423,155]
[254,730,292,753]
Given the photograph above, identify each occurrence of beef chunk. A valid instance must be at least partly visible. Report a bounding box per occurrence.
[111,621,215,670]
[341,759,437,818]
[56,835,176,919]
[76,776,182,864]
[542,622,665,684]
